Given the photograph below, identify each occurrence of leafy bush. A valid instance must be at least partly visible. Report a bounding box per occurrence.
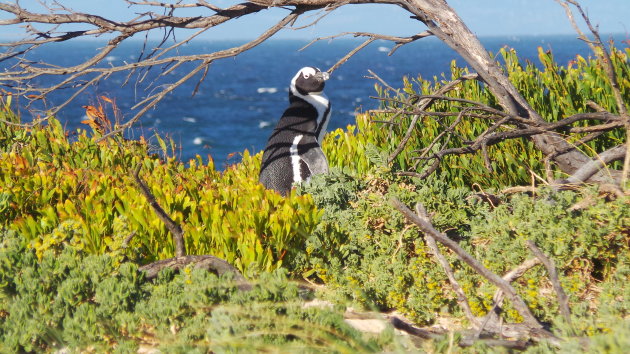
[0,231,391,352]
[0,108,321,274]
[298,170,629,332]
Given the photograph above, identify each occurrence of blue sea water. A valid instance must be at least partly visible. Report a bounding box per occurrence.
[2,35,623,167]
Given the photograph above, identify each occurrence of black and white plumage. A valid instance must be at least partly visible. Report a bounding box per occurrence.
[259,66,332,195]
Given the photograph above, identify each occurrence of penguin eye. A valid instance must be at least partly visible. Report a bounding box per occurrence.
[303,73,310,79]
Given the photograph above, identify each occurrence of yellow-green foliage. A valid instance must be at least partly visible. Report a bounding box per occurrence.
[0,104,321,274]
[323,114,381,175]
[324,47,629,188]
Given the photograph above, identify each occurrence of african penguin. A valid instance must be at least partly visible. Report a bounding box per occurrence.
[259,66,332,195]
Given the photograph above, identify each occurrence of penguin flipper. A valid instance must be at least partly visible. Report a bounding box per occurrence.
[300,144,329,177]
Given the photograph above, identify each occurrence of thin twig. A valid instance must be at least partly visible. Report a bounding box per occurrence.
[556,0,630,189]
[387,74,480,164]
[366,69,397,92]
[327,37,375,73]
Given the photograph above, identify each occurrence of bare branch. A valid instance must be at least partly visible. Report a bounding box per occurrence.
[397,110,622,180]
[96,8,303,142]
[299,30,432,74]
[562,145,626,185]
[556,0,630,188]
[556,0,627,117]
[526,240,573,330]
[387,73,481,164]
[414,203,478,326]
[0,0,274,121]
[133,163,186,257]
[366,69,397,92]
[124,0,222,11]
[139,255,252,291]
[477,258,541,339]
[327,38,375,73]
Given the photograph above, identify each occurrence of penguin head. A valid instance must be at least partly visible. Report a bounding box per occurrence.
[290,66,330,96]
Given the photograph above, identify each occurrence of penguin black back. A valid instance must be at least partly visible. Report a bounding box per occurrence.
[259,67,331,195]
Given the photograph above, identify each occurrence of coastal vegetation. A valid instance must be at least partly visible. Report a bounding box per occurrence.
[1,45,628,351]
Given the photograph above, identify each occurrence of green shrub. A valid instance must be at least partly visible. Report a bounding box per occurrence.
[462,187,629,327]
[298,171,629,332]
[0,231,390,352]
[0,107,321,274]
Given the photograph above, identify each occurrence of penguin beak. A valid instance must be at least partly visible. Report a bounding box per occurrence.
[315,71,330,81]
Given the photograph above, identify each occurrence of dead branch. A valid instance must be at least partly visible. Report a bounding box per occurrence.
[138,255,252,291]
[387,73,481,164]
[133,164,185,257]
[389,103,624,180]
[526,240,573,330]
[561,145,626,185]
[301,30,433,61]
[124,0,222,11]
[392,197,563,346]
[346,311,531,349]
[556,1,627,118]
[476,258,541,339]
[388,316,441,340]
[366,69,397,92]
[0,0,428,135]
[414,203,477,326]
[392,0,625,185]
[132,163,251,289]
[327,38,376,74]
[501,185,538,195]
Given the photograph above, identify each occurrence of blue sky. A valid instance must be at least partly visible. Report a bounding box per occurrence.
[1,0,628,39]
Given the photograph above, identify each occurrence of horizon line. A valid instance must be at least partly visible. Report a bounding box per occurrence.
[1,32,628,43]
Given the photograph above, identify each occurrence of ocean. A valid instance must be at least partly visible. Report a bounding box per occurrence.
[3,34,623,167]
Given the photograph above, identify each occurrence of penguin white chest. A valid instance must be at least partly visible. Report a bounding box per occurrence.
[290,134,304,183]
